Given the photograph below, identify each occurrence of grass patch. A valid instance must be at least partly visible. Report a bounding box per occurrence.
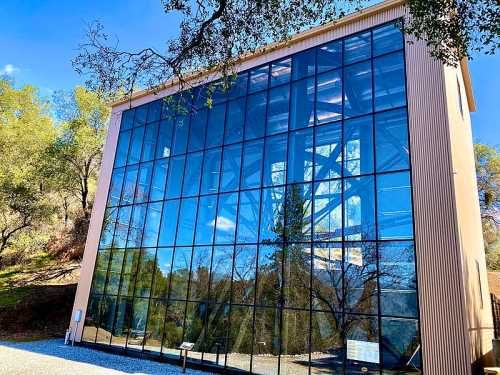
[0,286,34,308]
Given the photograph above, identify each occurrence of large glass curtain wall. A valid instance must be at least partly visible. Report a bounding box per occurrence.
[83,21,422,374]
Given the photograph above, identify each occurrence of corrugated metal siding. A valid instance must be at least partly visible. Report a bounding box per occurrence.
[406,37,472,374]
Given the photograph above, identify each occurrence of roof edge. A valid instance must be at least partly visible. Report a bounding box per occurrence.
[460,59,476,113]
[110,0,405,108]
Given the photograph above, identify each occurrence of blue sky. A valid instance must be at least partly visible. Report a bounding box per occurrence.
[0,0,498,143]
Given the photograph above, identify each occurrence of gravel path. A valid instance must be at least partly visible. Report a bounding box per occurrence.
[0,339,212,375]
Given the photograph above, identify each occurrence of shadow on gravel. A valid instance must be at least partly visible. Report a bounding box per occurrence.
[0,339,211,374]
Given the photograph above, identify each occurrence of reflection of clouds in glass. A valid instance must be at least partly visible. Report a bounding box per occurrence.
[211,216,236,231]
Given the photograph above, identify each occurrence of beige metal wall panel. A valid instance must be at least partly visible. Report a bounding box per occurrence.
[443,63,494,370]
[405,37,473,374]
[69,110,122,340]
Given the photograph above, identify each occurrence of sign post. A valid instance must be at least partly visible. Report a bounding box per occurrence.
[178,342,195,373]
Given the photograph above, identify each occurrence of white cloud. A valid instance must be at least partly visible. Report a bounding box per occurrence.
[210,216,236,232]
[0,64,20,76]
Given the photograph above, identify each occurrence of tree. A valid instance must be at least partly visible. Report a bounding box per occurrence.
[49,87,110,219]
[474,143,500,268]
[73,0,499,100]
[0,79,56,257]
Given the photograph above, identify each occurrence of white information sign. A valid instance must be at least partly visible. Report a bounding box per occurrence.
[346,339,379,364]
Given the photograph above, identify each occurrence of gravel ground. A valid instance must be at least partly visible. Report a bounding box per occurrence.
[0,339,212,375]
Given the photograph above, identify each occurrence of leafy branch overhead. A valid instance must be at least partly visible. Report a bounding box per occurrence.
[73,0,499,100]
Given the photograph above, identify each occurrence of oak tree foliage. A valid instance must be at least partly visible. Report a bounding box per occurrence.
[73,0,499,101]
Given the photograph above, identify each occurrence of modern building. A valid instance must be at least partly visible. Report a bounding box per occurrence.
[69,0,494,373]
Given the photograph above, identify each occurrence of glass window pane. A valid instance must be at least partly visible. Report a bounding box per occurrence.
[313,180,342,241]
[377,171,413,239]
[156,119,174,159]
[281,309,310,375]
[135,162,153,203]
[150,159,168,201]
[316,69,342,125]
[142,202,162,247]
[115,130,132,168]
[285,183,313,243]
[113,206,132,248]
[176,197,198,246]
[283,244,311,309]
[119,249,140,297]
[127,204,147,248]
[344,176,376,241]
[100,296,119,346]
[134,104,148,126]
[99,208,118,249]
[151,247,174,298]
[373,22,403,56]
[256,245,282,307]
[232,245,257,305]
[127,126,145,165]
[184,302,207,362]
[259,187,285,243]
[141,122,158,162]
[170,246,192,299]
[108,168,125,207]
[344,242,378,314]
[161,96,176,120]
[220,144,242,192]
[236,189,261,244]
[317,40,342,73]
[165,155,185,199]
[147,100,162,123]
[211,81,228,105]
[344,61,373,118]
[225,98,245,144]
[345,314,380,374]
[188,109,207,152]
[226,306,253,372]
[182,152,203,197]
[228,72,248,99]
[267,85,289,135]
[344,31,371,65]
[263,134,287,187]
[315,122,342,180]
[381,318,421,373]
[162,301,186,358]
[189,246,212,301]
[206,103,226,148]
[344,115,374,176]
[292,48,315,80]
[121,165,138,204]
[290,77,315,130]
[252,307,280,374]
[215,193,238,244]
[311,243,342,312]
[172,115,189,155]
[121,109,134,131]
[375,108,409,172]
[288,128,313,183]
[135,248,156,298]
[108,297,131,347]
[310,312,344,373]
[249,65,269,93]
[201,148,222,195]
[158,199,180,247]
[245,91,267,140]
[379,241,418,318]
[91,250,110,295]
[144,299,166,352]
[210,245,234,304]
[241,139,264,189]
[203,304,229,366]
[270,57,291,87]
[82,294,101,342]
[195,195,218,245]
[374,51,406,111]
